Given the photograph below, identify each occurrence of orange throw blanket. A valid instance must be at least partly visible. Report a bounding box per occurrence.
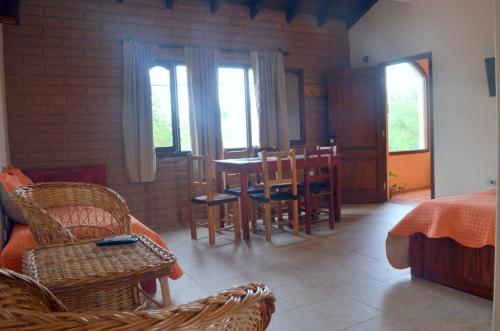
[386,189,496,269]
[0,216,183,280]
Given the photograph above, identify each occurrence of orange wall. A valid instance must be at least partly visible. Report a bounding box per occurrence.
[388,152,431,191]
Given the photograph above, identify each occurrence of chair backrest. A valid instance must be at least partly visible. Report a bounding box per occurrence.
[261,150,298,198]
[304,148,334,189]
[187,154,213,201]
[0,268,276,331]
[10,182,131,246]
[223,149,253,189]
[255,146,277,156]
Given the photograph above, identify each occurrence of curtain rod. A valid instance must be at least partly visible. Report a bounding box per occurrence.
[156,42,290,56]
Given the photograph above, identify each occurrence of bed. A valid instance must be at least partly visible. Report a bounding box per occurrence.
[386,190,495,300]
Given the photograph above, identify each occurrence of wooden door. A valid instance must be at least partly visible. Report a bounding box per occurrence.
[328,67,387,203]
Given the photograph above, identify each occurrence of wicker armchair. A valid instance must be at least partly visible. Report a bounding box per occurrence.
[10,182,131,246]
[8,182,142,311]
[0,269,276,330]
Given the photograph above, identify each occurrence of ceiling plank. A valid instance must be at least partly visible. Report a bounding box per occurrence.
[209,0,222,13]
[165,0,175,9]
[317,0,339,26]
[250,0,263,19]
[285,0,303,23]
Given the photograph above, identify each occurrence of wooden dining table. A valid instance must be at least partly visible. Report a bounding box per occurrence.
[214,155,342,240]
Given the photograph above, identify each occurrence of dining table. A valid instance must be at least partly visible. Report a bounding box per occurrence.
[214,154,342,240]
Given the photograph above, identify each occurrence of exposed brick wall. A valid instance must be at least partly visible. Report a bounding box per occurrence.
[3,0,348,230]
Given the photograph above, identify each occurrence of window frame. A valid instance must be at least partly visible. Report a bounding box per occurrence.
[387,61,430,156]
[150,60,190,158]
[218,63,255,151]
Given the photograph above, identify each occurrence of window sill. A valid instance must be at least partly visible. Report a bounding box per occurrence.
[156,151,190,159]
[389,149,429,156]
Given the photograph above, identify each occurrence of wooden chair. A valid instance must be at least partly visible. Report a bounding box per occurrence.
[223,148,263,197]
[299,148,335,234]
[249,150,299,241]
[188,154,240,246]
[0,268,276,330]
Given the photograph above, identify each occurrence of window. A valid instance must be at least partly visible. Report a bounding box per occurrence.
[218,66,259,150]
[386,62,428,153]
[150,63,191,155]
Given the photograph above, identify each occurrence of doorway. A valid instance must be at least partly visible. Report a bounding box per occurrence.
[383,54,434,204]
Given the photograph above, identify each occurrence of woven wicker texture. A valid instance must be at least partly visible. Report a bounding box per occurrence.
[22,234,176,312]
[0,269,276,331]
[10,182,131,246]
[0,269,67,314]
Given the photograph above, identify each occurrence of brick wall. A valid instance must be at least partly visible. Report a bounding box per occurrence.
[3,0,349,230]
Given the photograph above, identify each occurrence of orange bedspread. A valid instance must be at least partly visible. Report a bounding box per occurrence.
[386,189,496,269]
[0,216,183,280]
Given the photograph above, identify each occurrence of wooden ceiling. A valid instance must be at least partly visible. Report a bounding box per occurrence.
[1,0,377,28]
[203,0,378,28]
[163,0,377,28]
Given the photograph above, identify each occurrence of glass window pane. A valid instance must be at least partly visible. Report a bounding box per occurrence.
[386,63,427,152]
[150,66,173,148]
[248,69,259,147]
[176,65,191,151]
[218,67,248,149]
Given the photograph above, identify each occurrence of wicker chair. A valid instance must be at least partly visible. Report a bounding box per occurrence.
[0,269,276,330]
[8,182,144,311]
[9,182,131,246]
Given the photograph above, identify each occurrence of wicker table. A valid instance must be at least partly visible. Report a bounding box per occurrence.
[22,234,176,312]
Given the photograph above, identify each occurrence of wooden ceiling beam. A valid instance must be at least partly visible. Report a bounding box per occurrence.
[165,0,175,9]
[317,0,339,26]
[285,0,303,23]
[209,0,222,13]
[250,0,263,19]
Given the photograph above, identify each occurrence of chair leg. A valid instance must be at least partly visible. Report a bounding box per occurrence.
[233,201,241,240]
[250,200,258,234]
[305,195,312,235]
[263,203,272,241]
[328,193,335,230]
[291,199,299,234]
[207,206,216,246]
[190,204,197,240]
[277,202,284,229]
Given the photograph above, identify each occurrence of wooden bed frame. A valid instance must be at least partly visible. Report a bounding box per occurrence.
[409,233,494,300]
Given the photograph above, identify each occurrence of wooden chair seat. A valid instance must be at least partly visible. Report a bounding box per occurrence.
[224,186,264,196]
[191,193,238,206]
[250,191,298,203]
[298,181,330,195]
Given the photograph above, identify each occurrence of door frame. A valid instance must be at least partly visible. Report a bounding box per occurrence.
[379,52,435,199]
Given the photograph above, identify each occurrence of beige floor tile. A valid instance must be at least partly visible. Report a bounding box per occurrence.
[267,308,334,331]
[305,295,382,330]
[274,277,342,306]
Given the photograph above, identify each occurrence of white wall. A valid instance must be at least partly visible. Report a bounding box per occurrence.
[349,0,496,197]
[0,24,9,168]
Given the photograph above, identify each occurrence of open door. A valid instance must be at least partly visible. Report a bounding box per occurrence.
[328,67,387,203]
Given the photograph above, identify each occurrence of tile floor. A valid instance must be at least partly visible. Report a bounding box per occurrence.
[156,202,492,331]
[391,188,432,205]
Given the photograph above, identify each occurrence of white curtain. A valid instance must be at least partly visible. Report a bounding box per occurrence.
[185,47,223,160]
[251,50,290,151]
[122,39,156,183]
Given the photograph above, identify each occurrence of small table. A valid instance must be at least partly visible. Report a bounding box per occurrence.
[23,234,176,312]
[214,155,342,240]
